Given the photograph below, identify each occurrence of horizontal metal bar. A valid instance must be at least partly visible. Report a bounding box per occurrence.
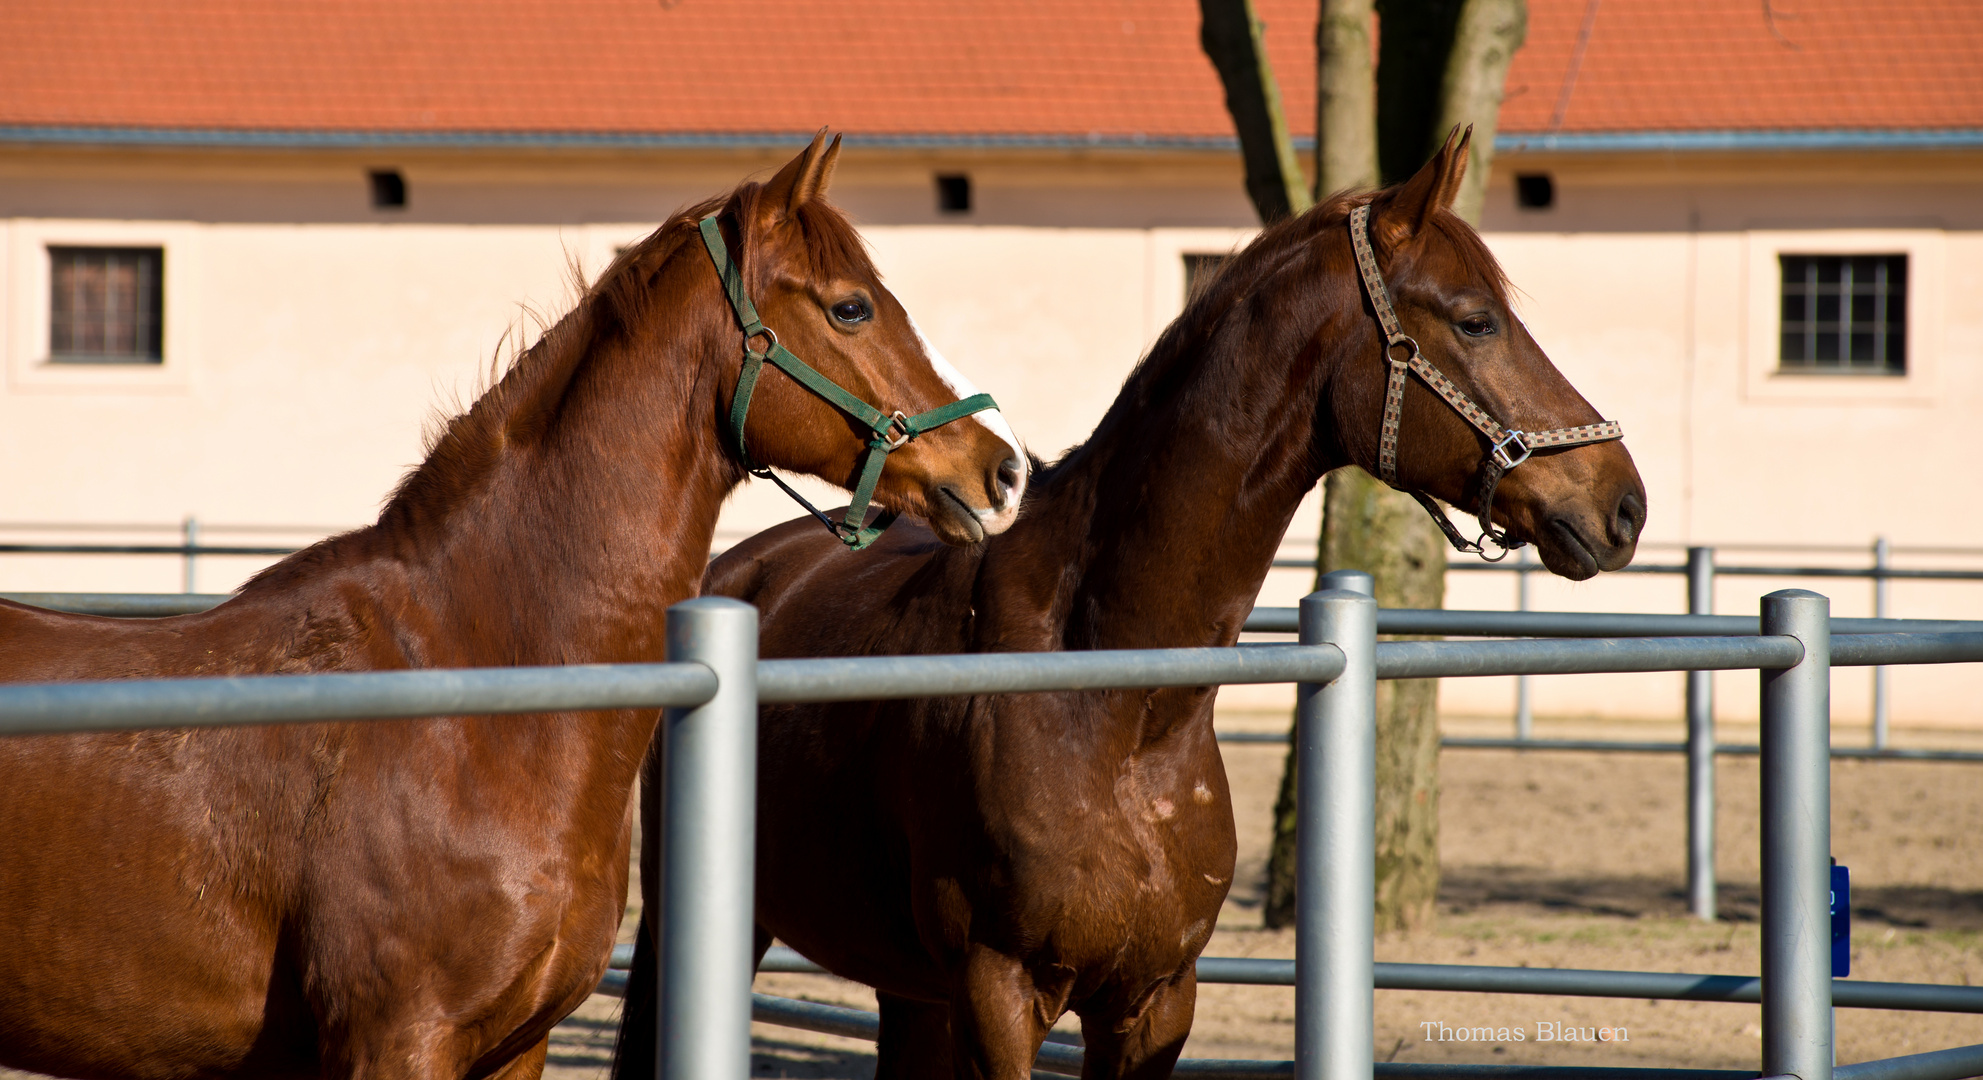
[1437,738,1983,762]
[0,663,717,737]
[1835,1042,1983,1080]
[742,947,1983,1013]
[21,594,1981,646]
[1270,560,1983,581]
[3,592,232,616]
[0,544,298,556]
[1372,1062,1760,1070]
[1718,566,1983,581]
[1832,633,1983,667]
[755,644,1346,704]
[1438,737,1693,753]
[1242,608,1983,638]
[746,991,1763,1080]
[1375,636,1803,680]
[1219,734,1983,762]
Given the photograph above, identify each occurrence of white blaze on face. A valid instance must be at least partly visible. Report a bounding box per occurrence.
[906,314,1029,521]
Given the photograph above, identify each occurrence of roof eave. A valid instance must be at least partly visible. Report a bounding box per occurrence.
[0,125,1244,154]
[1496,129,1983,153]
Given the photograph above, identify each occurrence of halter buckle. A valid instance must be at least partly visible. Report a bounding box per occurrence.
[884,410,914,451]
[1491,430,1532,471]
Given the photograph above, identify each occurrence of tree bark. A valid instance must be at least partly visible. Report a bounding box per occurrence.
[1436,0,1528,222]
[1313,0,1379,197]
[1264,469,1448,931]
[1199,0,1314,221]
[1262,0,1525,934]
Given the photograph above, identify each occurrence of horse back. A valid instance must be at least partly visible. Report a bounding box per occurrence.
[705,513,978,661]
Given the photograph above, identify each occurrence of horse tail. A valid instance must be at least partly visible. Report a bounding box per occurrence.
[608,917,658,1080]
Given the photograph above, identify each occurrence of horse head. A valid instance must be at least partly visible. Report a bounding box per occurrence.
[699,132,1027,546]
[1332,128,1646,580]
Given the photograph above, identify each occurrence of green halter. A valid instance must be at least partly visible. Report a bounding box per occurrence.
[699,215,998,550]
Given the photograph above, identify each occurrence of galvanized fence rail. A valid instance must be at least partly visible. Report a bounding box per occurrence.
[6,586,1983,1080]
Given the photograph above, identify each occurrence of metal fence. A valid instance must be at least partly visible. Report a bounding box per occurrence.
[1272,541,1983,751]
[13,589,1983,931]
[7,582,1983,1080]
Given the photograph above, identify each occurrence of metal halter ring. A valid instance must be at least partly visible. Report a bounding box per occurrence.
[1491,430,1533,471]
[884,410,914,450]
[746,325,778,356]
[1386,336,1419,365]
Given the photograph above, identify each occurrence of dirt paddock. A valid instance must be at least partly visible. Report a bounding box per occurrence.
[714,714,1983,1079]
[7,717,1981,1079]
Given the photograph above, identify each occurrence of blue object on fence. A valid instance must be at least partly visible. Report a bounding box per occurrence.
[1833,864,1851,978]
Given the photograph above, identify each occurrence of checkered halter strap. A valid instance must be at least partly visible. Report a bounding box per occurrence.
[1348,203,1623,560]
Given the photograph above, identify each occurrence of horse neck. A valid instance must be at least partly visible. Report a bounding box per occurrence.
[289,266,738,670]
[979,240,1355,656]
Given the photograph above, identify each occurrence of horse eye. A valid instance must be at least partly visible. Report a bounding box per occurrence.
[1460,315,1496,338]
[831,299,872,325]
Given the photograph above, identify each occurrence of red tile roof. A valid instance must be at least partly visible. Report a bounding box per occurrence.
[0,1,1976,144]
[0,0,1314,144]
[1499,0,1983,135]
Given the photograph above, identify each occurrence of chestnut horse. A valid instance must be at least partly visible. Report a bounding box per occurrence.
[616,132,1646,1080]
[0,133,1026,1080]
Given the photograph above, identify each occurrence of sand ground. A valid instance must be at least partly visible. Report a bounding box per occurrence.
[8,714,1981,1078]
[542,713,1983,1079]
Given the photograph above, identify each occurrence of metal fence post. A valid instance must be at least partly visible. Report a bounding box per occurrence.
[1761,589,1831,1080]
[1873,536,1890,751]
[1515,548,1534,741]
[1687,546,1717,921]
[182,516,199,594]
[1298,572,1375,1080]
[659,597,760,1080]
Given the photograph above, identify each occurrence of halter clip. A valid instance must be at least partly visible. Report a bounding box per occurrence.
[1491,431,1533,471]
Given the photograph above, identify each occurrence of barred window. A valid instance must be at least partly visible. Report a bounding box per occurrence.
[49,246,164,363]
[1779,254,1905,374]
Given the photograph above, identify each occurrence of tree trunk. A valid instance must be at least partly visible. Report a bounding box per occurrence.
[1262,0,1525,934]
[1264,469,1448,931]
[1436,0,1528,222]
[1198,0,1314,221]
[1313,0,1378,198]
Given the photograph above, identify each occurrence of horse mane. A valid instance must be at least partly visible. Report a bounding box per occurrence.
[244,176,878,589]
[1026,187,1509,492]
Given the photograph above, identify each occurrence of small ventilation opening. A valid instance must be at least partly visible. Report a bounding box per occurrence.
[936,174,972,214]
[1515,174,1555,210]
[369,170,407,210]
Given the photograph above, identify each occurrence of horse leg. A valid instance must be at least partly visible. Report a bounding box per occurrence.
[947,945,1070,1080]
[875,992,954,1080]
[1076,969,1196,1080]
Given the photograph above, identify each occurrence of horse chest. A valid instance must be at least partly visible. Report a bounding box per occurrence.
[983,757,1235,964]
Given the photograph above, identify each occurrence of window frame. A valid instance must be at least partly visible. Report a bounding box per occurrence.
[1776,253,1908,376]
[47,245,167,365]
[1743,229,1942,406]
[4,220,200,394]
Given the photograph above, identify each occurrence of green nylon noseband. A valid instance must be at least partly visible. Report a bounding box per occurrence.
[699,214,999,550]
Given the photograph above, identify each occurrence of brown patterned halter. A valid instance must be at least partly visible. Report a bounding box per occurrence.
[1348,203,1623,559]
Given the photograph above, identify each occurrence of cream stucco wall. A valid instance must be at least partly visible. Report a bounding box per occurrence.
[4,145,1980,727]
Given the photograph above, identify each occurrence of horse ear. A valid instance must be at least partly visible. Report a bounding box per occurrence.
[760,128,837,219]
[1376,125,1472,248]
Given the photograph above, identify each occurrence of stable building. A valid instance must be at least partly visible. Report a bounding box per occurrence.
[2,0,1980,724]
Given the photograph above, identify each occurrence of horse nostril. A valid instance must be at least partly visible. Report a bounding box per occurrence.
[1613,491,1645,544]
[996,457,1023,499]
